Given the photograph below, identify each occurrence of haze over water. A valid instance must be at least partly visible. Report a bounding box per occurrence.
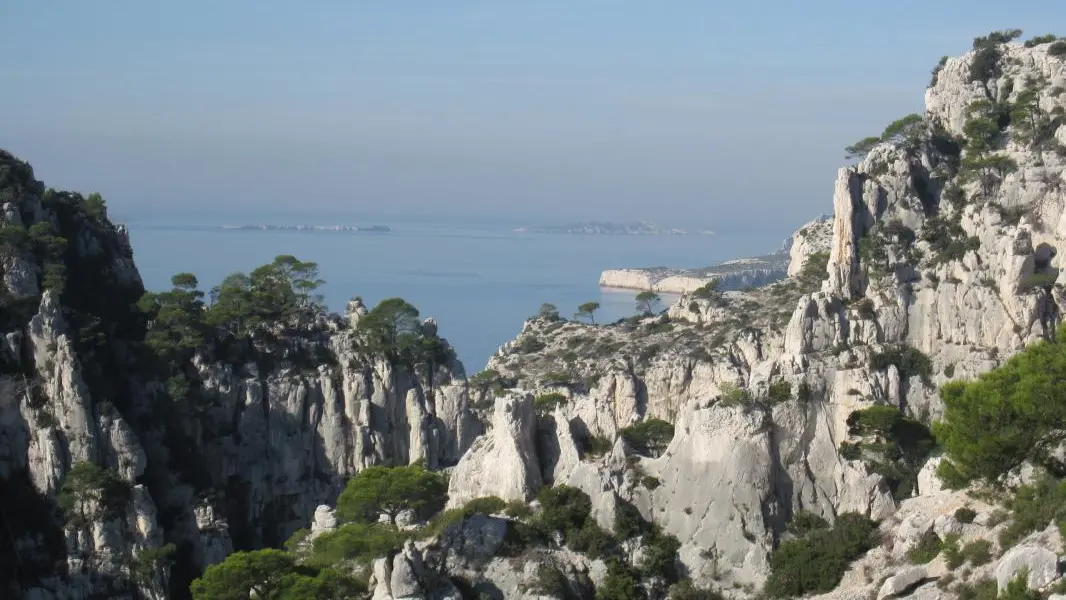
[126,213,782,371]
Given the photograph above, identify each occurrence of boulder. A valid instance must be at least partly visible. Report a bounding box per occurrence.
[995,545,1059,592]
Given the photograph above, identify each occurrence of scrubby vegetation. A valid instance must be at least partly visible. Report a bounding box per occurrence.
[841,406,936,499]
[620,419,675,457]
[56,461,132,526]
[934,340,1066,487]
[335,464,447,525]
[764,513,879,597]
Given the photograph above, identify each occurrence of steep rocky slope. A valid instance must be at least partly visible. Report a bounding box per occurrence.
[4,31,1066,600]
[0,152,480,598]
[439,33,1066,595]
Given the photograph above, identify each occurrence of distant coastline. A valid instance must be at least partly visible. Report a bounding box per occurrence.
[598,253,790,294]
[514,221,712,236]
[219,224,392,233]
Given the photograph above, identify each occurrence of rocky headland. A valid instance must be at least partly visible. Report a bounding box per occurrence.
[2,30,1066,600]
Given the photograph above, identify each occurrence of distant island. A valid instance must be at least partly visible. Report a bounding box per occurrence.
[599,253,792,294]
[514,221,712,235]
[220,224,392,233]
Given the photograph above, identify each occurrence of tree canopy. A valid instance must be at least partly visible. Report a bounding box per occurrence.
[335,464,447,525]
[576,301,600,324]
[189,549,365,600]
[635,291,661,316]
[933,340,1066,487]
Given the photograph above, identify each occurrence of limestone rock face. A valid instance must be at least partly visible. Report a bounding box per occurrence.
[447,393,542,507]
[788,216,834,276]
[995,545,1059,591]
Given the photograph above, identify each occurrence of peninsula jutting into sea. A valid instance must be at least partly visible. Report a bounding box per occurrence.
[219,224,392,233]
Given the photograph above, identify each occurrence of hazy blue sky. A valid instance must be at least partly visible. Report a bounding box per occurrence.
[2,2,1063,232]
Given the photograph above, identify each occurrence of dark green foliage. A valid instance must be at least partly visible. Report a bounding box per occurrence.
[954,578,1000,600]
[799,252,829,287]
[189,548,366,600]
[1050,41,1066,57]
[669,579,724,600]
[620,419,675,457]
[787,510,829,536]
[954,507,978,524]
[764,512,879,597]
[961,540,993,566]
[997,476,1066,549]
[463,496,507,516]
[1001,572,1040,600]
[83,192,107,220]
[767,380,792,404]
[306,522,405,568]
[1025,34,1058,47]
[614,500,652,540]
[567,519,615,559]
[576,430,614,457]
[537,303,562,321]
[131,543,177,586]
[845,113,925,160]
[905,529,942,564]
[206,255,325,334]
[930,55,950,87]
[691,280,723,301]
[843,406,936,499]
[356,297,452,366]
[870,345,934,386]
[334,464,447,525]
[534,392,568,414]
[576,301,600,324]
[532,564,572,599]
[597,560,643,600]
[641,475,660,490]
[969,29,1022,85]
[56,461,132,526]
[537,485,593,537]
[933,341,1066,486]
[635,290,661,315]
[518,335,547,354]
[505,500,532,519]
[845,136,881,160]
[640,528,682,581]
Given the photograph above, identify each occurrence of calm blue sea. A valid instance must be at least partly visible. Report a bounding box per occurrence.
[124,215,781,372]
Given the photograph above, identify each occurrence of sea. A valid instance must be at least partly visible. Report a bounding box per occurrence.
[124,213,782,372]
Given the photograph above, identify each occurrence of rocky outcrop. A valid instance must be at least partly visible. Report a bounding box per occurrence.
[0,150,482,598]
[447,393,541,507]
[787,216,833,276]
[598,254,789,294]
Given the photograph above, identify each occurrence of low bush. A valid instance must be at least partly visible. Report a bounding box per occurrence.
[954,507,978,524]
[463,496,507,516]
[307,522,405,568]
[787,510,829,536]
[905,529,943,564]
[764,512,878,597]
[961,540,993,566]
[1050,41,1066,57]
[620,419,675,457]
[668,579,725,600]
[998,476,1066,549]
[533,392,567,414]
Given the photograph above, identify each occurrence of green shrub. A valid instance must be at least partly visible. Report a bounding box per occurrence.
[691,280,722,300]
[614,500,652,540]
[954,577,999,600]
[537,485,593,536]
[335,464,447,525]
[56,461,132,526]
[870,345,934,386]
[998,476,1066,549]
[532,564,571,598]
[943,535,964,569]
[905,529,943,564]
[764,512,878,597]
[787,510,829,536]
[620,419,675,457]
[668,579,724,600]
[843,406,936,499]
[1050,41,1066,57]
[933,341,1066,486]
[767,380,792,404]
[505,500,532,519]
[577,431,614,457]
[1024,34,1057,47]
[518,336,546,354]
[597,560,643,600]
[954,507,978,524]
[641,527,682,582]
[567,519,615,559]
[534,392,567,414]
[961,539,993,566]
[464,496,506,516]
[308,522,406,568]
[1001,571,1040,600]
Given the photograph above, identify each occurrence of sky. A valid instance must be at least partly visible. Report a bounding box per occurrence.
[2,1,1064,233]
